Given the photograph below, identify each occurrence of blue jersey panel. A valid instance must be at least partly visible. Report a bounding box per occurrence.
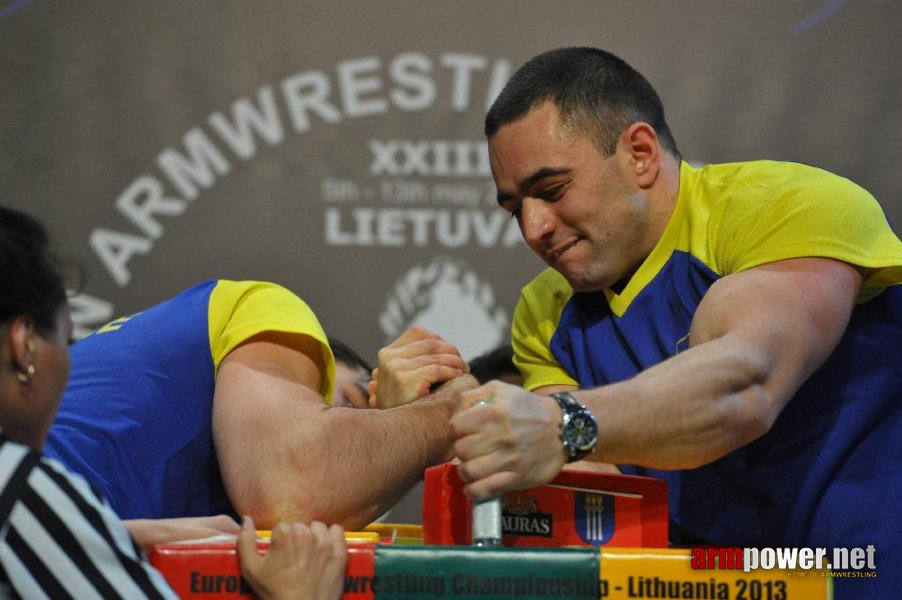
[551,251,718,386]
[623,285,902,595]
[45,280,228,519]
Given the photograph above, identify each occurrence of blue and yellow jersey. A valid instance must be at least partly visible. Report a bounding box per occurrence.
[45,280,334,520]
[515,160,902,391]
[513,161,902,556]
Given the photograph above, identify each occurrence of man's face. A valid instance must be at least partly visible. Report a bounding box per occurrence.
[489,102,655,292]
[332,361,370,409]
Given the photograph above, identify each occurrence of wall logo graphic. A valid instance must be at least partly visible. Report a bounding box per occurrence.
[379,256,507,360]
[68,51,512,337]
[574,492,616,546]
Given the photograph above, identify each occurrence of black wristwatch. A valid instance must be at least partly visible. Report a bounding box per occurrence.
[550,392,599,463]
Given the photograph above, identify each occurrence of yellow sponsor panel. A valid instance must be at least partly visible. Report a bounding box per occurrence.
[599,548,831,600]
[254,530,380,543]
[363,522,424,545]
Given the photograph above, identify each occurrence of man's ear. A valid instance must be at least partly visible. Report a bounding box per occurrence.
[622,122,660,189]
[7,315,36,375]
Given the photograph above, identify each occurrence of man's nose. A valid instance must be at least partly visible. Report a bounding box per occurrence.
[520,199,556,245]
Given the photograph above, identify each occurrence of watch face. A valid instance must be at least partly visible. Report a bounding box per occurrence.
[565,413,599,452]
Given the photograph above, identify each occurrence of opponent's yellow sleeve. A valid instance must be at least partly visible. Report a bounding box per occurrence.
[705,162,902,301]
[512,269,579,391]
[207,280,335,403]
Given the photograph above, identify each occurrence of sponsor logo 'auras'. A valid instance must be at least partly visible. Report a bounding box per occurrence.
[501,494,553,538]
[502,514,553,537]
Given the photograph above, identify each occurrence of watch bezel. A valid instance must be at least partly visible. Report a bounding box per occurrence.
[551,392,599,462]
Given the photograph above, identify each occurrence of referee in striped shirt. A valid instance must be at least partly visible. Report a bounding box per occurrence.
[0,206,347,599]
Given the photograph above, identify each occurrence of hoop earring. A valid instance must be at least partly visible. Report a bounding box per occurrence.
[16,364,35,384]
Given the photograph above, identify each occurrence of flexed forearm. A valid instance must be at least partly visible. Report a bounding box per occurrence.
[570,258,860,469]
[215,361,476,530]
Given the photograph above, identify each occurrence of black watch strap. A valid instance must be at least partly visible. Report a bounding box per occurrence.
[551,391,582,413]
[550,391,599,463]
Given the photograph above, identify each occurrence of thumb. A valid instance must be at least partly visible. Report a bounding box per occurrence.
[236,515,260,571]
[368,379,378,408]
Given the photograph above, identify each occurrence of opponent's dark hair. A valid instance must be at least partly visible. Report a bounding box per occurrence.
[485,47,679,158]
[0,206,67,334]
[468,345,520,385]
[329,338,373,374]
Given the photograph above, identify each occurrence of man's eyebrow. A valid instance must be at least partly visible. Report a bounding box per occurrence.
[496,167,571,206]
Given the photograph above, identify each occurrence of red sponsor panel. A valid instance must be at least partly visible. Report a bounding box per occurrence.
[422,463,668,548]
[150,540,377,599]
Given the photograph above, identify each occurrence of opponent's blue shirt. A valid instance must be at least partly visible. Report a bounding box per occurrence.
[45,279,333,520]
[513,161,902,595]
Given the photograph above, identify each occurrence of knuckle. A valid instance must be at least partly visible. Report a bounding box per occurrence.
[500,449,520,471]
[454,440,473,462]
[420,339,440,353]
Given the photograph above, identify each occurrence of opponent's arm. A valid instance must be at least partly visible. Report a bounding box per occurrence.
[368,327,468,409]
[124,515,241,554]
[453,257,862,498]
[213,331,476,529]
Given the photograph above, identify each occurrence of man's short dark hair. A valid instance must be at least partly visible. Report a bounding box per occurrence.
[485,47,679,158]
[468,345,521,385]
[329,338,372,374]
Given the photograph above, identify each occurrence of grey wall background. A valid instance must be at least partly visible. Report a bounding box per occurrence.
[2,0,900,519]
[3,0,900,358]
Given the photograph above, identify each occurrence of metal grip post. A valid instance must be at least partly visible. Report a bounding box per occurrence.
[472,496,502,546]
[470,398,502,546]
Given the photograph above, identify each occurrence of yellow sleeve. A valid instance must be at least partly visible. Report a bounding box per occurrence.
[207,280,335,403]
[512,269,579,391]
[707,162,902,301]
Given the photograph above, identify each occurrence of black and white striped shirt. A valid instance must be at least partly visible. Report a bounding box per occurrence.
[0,433,176,599]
